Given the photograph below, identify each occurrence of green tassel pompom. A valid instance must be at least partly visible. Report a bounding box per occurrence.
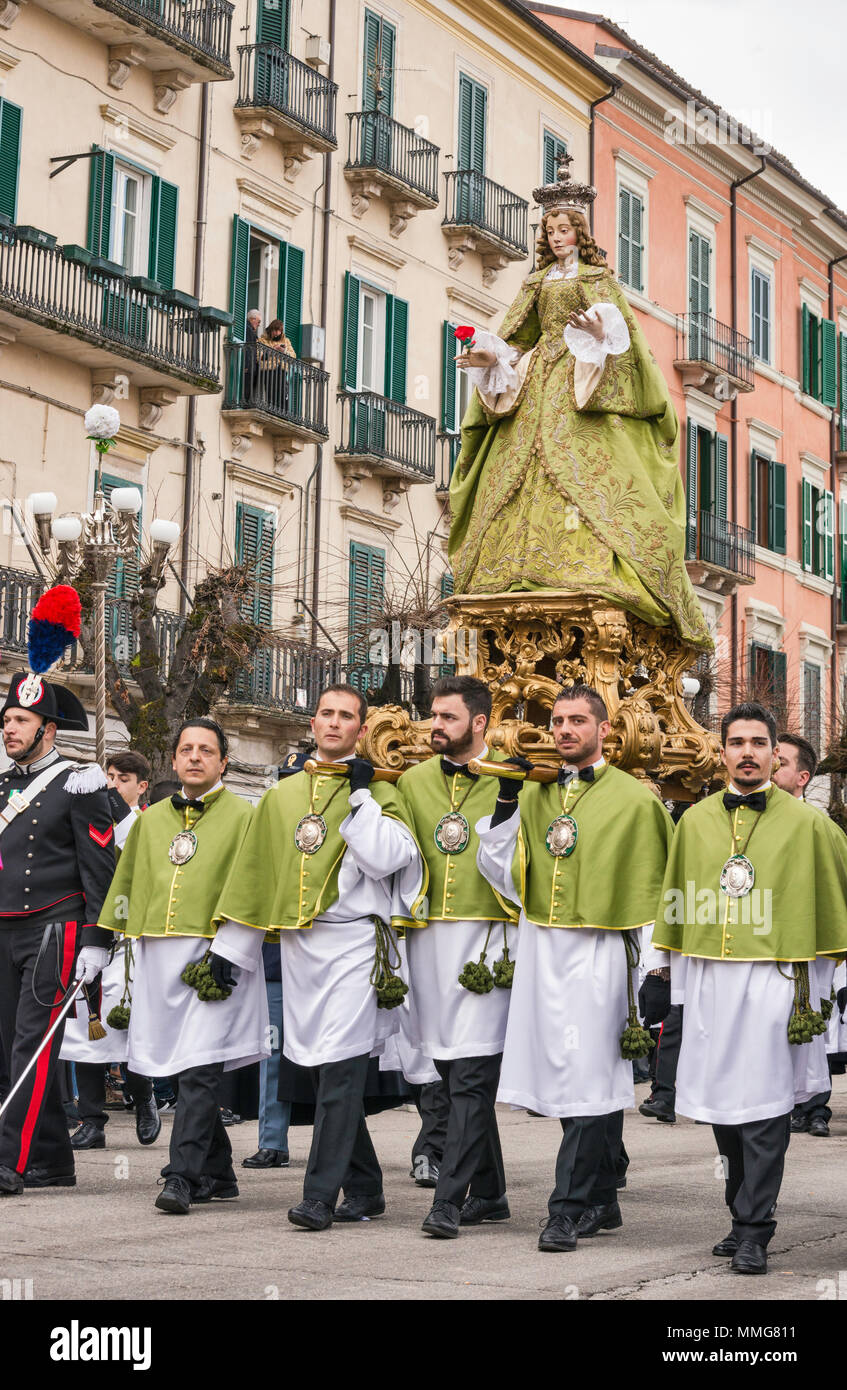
[459,956,494,993]
[181,952,231,1002]
[821,996,834,1022]
[785,962,828,1045]
[620,1007,655,1060]
[106,1004,131,1030]
[374,973,408,1010]
[493,949,514,989]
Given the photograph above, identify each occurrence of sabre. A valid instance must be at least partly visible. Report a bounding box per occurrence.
[0,977,87,1124]
[467,757,560,784]
[303,759,402,784]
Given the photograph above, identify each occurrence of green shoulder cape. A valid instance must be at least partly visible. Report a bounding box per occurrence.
[213,769,413,932]
[516,764,673,930]
[98,788,253,940]
[653,786,847,960]
[393,753,518,928]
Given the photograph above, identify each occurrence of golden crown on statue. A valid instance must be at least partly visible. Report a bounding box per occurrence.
[532,151,597,219]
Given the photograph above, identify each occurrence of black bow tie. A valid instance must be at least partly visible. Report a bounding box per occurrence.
[723,791,767,813]
[558,766,595,786]
[171,794,206,812]
[441,758,477,779]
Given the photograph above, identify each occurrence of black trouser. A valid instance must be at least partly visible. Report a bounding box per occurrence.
[791,1090,832,1124]
[651,1005,682,1107]
[76,1061,153,1128]
[433,1053,505,1208]
[549,1111,622,1219]
[303,1052,382,1206]
[712,1114,792,1247]
[168,1062,234,1190]
[411,1078,449,1180]
[0,921,79,1175]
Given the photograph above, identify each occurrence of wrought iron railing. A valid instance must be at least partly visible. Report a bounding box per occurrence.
[224,342,329,435]
[685,510,755,579]
[437,432,461,492]
[0,226,229,386]
[230,640,341,712]
[675,312,755,387]
[94,0,234,70]
[336,391,436,479]
[236,43,337,146]
[442,170,528,256]
[346,111,439,202]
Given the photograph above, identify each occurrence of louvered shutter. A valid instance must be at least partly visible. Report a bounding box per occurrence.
[384,293,408,404]
[148,176,178,290]
[714,433,728,521]
[442,320,458,432]
[0,99,21,222]
[256,0,289,46]
[618,188,631,288]
[342,271,360,391]
[87,148,115,258]
[821,318,838,408]
[770,461,786,555]
[685,419,698,558]
[348,542,386,691]
[801,477,813,571]
[278,240,303,355]
[229,216,250,341]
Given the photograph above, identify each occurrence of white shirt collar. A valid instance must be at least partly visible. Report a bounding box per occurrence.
[728,780,771,794]
[180,779,224,801]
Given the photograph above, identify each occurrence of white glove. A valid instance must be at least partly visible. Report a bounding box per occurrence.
[74,946,110,984]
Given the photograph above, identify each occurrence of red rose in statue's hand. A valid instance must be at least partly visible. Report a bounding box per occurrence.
[454,325,476,350]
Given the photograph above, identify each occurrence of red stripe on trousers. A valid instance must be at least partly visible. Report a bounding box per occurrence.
[16,922,78,1173]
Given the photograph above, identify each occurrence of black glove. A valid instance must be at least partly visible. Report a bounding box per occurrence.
[107,786,128,822]
[837,985,847,1020]
[638,973,671,1027]
[208,954,237,991]
[496,755,533,803]
[347,757,375,794]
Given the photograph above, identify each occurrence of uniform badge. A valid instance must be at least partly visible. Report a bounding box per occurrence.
[720,854,755,897]
[16,674,44,707]
[294,813,327,854]
[434,811,470,855]
[545,814,578,857]
[168,829,198,865]
[286,753,298,767]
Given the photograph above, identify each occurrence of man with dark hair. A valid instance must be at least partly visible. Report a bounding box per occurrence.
[653,703,847,1273]
[774,733,817,799]
[477,684,674,1253]
[98,719,268,1214]
[215,687,422,1231]
[396,675,519,1240]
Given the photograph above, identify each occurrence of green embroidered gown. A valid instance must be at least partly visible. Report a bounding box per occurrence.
[448,263,712,650]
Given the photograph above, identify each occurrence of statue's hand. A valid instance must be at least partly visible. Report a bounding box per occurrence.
[455,348,497,369]
[567,309,605,342]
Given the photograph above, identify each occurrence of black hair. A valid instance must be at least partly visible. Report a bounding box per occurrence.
[552,683,609,722]
[315,683,368,725]
[721,701,777,748]
[107,749,152,781]
[776,731,817,779]
[171,717,229,760]
[430,675,492,724]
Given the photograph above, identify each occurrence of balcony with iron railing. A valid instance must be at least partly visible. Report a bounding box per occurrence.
[235,44,337,157]
[344,112,439,232]
[29,0,233,89]
[674,313,755,395]
[335,391,436,485]
[685,509,756,593]
[442,170,528,279]
[0,221,230,394]
[223,341,330,447]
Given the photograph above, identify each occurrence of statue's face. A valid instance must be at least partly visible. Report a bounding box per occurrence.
[546,212,579,256]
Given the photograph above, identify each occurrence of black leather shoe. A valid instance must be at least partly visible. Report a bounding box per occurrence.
[288,1198,333,1230]
[135,1095,161,1147]
[576,1201,623,1237]
[242,1148,289,1168]
[638,1097,676,1123]
[538,1214,578,1252]
[155,1175,192,1214]
[730,1239,768,1274]
[70,1120,106,1150]
[334,1192,385,1222]
[712,1231,739,1256]
[421,1199,460,1238]
[0,1164,23,1195]
[23,1165,75,1187]
[809,1117,830,1137]
[460,1194,511,1225]
[790,1113,809,1133]
[192,1175,239,1203]
[410,1159,439,1188]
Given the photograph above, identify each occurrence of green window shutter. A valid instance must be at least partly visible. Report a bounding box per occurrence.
[235,501,275,625]
[256,0,289,46]
[100,474,142,602]
[0,99,22,223]
[543,130,567,186]
[348,541,386,682]
[808,310,820,400]
[342,271,361,391]
[630,193,643,293]
[363,9,380,109]
[841,499,847,623]
[751,268,770,362]
[685,419,698,557]
[229,216,250,341]
[801,303,811,395]
[440,571,454,599]
[772,650,787,724]
[821,318,838,408]
[713,432,728,521]
[86,148,115,258]
[457,73,486,173]
[384,293,408,404]
[618,187,631,288]
[769,460,786,555]
[749,449,758,541]
[148,176,178,290]
[804,662,821,750]
[801,477,813,571]
[277,240,304,354]
[824,488,835,581]
[363,10,395,114]
[839,332,847,452]
[441,320,458,432]
[689,231,710,316]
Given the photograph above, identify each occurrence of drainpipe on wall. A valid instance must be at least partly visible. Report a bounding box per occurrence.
[179,81,212,617]
[729,156,766,704]
[588,89,614,235]
[827,246,847,738]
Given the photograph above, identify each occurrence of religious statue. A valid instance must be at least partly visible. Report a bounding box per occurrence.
[448,154,712,653]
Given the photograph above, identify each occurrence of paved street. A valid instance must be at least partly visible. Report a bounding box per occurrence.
[3,1076,847,1302]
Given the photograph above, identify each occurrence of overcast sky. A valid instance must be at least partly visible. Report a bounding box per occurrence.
[541,0,847,211]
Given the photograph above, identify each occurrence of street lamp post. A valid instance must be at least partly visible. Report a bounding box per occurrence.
[28,412,181,766]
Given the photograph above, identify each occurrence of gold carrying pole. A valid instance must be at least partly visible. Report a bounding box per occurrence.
[303,759,402,784]
[467,757,559,784]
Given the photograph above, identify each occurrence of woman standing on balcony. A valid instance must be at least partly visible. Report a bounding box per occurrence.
[448,157,711,652]
[256,319,296,416]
